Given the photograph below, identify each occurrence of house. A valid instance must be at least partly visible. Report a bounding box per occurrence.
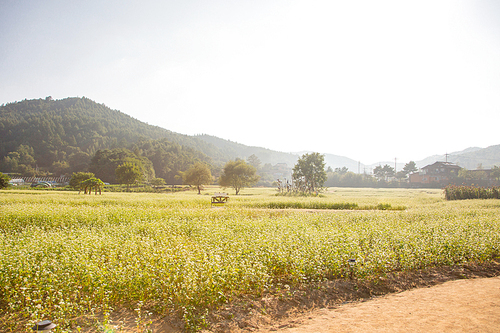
[409,162,461,185]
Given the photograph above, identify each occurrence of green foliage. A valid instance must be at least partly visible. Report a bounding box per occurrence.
[0,172,10,189]
[444,185,500,200]
[150,177,166,187]
[0,97,214,179]
[219,160,259,195]
[115,163,143,190]
[403,161,418,175]
[373,164,395,181]
[335,166,348,175]
[492,166,500,181]
[88,148,154,184]
[181,162,213,194]
[132,139,210,184]
[1,144,38,176]
[69,172,95,191]
[292,152,327,193]
[80,177,105,195]
[326,170,378,187]
[247,154,261,169]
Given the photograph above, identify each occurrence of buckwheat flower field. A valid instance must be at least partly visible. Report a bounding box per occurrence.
[1,188,499,331]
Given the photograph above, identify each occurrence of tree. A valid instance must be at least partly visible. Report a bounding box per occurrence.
[0,172,10,189]
[403,161,418,175]
[68,151,91,173]
[373,164,395,181]
[334,167,349,175]
[0,145,36,175]
[458,168,469,181]
[81,177,105,195]
[219,160,259,195]
[182,162,213,194]
[491,166,500,181]
[52,160,70,176]
[89,148,154,184]
[69,172,95,192]
[247,154,261,169]
[395,170,408,181]
[150,177,166,188]
[292,152,327,193]
[115,162,143,191]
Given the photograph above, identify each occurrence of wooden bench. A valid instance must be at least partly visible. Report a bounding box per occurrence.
[211,193,229,206]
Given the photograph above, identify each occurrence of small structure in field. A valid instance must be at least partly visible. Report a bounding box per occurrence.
[211,193,229,207]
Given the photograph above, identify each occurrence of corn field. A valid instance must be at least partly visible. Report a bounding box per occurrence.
[1,188,499,332]
[444,185,500,200]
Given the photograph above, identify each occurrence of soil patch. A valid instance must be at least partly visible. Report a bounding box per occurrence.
[205,260,500,332]
[65,260,500,332]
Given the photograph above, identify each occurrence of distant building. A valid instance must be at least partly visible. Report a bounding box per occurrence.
[8,178,25,186]
[21,176,70,186]
[409,162,461,186]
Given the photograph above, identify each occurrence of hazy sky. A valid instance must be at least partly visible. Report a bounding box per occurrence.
[1,0,499,164]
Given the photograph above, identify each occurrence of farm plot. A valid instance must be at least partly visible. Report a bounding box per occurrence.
[0,189,499,332]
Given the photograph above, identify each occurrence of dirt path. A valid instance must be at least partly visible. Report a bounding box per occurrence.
[255,276,500,333]
[81,262,500,332]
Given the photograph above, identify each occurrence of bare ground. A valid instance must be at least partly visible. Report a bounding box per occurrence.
[205,260,500,333]
[255,275,500,332]
[88,260,500,332]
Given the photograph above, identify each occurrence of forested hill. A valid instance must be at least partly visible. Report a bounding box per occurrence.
[0,97,224,181]
[195,135,300,166]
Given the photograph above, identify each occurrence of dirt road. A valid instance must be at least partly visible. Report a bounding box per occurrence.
[256,276,500,333]
[97,262,500,332]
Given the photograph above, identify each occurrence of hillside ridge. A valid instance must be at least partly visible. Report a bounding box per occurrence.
[1,97,499,178]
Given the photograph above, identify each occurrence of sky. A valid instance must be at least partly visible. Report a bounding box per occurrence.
[1,0,500,164]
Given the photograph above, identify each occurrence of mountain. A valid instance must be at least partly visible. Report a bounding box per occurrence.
[415,146,500,170]
[0,97,224,180]
[195,135,299,166]
[293,151,364,173]
[361,146,500,173]
[1,97,498,181]
[193,138,365,172]
[0,96,208,157]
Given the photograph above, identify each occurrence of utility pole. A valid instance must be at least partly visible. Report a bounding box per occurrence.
[394,158,397,173]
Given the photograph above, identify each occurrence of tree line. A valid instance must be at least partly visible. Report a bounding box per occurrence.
[324,161,418,188]
[0,97,430,193]
[0,97,216,183]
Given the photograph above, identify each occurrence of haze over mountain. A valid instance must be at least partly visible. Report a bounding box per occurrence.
[1,97,499,181]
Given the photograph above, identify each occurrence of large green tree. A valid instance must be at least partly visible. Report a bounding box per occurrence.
[292,152,327,193]
[134,139,210,184]
[115,162,143,191]
[373,164,395,181]
[219,160,259,195]
[81,177,105,195]
[69,172,95,192]
[89,148,154,183]
[181,162,213,194]
[403,161,418,175]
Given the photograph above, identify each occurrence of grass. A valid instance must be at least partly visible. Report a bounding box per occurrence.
[0,187,499,331]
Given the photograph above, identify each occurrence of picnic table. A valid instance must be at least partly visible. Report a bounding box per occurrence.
[211,193,229,206]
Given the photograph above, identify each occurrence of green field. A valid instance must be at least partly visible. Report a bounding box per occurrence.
[1,187,500,332]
